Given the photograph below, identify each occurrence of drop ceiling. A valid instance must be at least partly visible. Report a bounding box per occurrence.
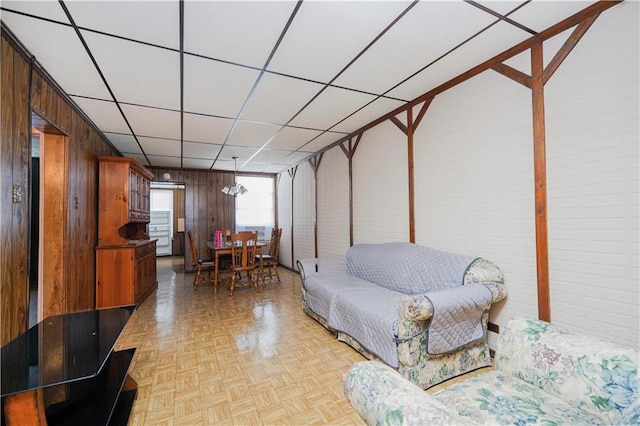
[0,0,596,173]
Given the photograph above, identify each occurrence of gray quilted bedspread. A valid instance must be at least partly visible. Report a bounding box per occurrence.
[425,283,493,354]
[345,242,478,294]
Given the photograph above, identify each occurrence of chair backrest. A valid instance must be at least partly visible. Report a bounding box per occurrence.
[230,232,258,269]
[187,230,199,267]
[217,228,232,242]
[269,228,283,260]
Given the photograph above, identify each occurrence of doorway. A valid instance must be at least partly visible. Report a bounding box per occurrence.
[150,182,185,257]
[30,114,68,326]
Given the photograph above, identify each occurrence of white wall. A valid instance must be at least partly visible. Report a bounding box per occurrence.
[281,2,639,348]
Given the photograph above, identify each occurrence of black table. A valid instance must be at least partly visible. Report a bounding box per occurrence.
[1,306,137,425]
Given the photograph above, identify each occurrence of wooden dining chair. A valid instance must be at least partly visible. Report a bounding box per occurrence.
[187,230,215,290]
[257,228,282,285]
[227,232,260,297]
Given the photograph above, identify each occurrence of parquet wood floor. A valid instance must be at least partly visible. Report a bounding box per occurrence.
[115,256,367,425]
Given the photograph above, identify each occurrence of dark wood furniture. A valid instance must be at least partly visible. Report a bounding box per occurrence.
[96,157,157,309]
[258,228,283,283]
[1,306,137,425]
[187,230,215,291]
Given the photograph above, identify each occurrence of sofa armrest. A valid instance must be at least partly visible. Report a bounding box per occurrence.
[344,361,475,425]
[497,318,640,424]
[296,258,318,282]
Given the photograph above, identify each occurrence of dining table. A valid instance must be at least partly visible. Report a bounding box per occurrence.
[207,240,267,289]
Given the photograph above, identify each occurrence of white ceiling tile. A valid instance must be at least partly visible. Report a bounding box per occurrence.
[103,132,142,155]
[81,30,180,109]
[2,14,110,100]
[184,1,295,68]
[475,1,528,16]
[183,141,222,160]
[509,1,598,33]
[387,21,529,100]
[121,104,181,140]
[268,1,413,82]
[1,1,70,23]
[295,131,345,154]
[268,127,324,151]
[227,121,281,148]
[241,73,324,125]
[127,153,151,167]
[183,113,234,144]
[139,136,181,157]
[218,147,260,166]
[289,87,376,130]
[146,155,182,168]
[66,1,180,49]
[182,158,216,170]
[183,54,260,118]
[71,97,130,134]
[332,97,405,133]
[334,1,496,94]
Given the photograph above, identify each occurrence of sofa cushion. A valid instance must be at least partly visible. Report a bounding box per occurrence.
[345,242,478,295]
[329,286,407,367]
[302,274,371,321]
[433,370,606,425]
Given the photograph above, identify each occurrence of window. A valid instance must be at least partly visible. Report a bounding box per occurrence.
[235,176,275,240]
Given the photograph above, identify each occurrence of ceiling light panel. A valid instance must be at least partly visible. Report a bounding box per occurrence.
[183,54,260,118]
[71,97,131,134]
[268,127,324,151]
[332,97,405,133]
[267,0,413,83]
[227,121,282,148]
[138,136,181,157]
[241,72,325,124]
[1,13,110,100]
[183,113,234,145]
[81,30,180,110]
[288,86,377,130]
[334,1,496,95]
[120,104,181,140]
[65,1,180,49]
[103,133,143,156]
[184,1,295,68]
[387,21,530,100]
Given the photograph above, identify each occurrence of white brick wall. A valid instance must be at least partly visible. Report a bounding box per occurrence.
[317,147,351,262]
[277,171,293,269]
[352,120,410,243]
[283,2,638,348]
[293,162,316,263]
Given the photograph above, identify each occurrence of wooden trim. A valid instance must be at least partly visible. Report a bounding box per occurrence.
[412,97,433,132]
[308,154,323,258]
[407,108,415,243]
[491,63,532,88]
[309,1,621,160]
[544,14,600,84]
[531,42,551,323]
[288,166,297,268]
[390,116,408,135]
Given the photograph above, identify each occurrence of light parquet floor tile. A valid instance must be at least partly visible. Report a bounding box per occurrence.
[116,256,367,425]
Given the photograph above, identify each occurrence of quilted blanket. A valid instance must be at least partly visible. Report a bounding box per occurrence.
[425,284,493,354]
[345,242,478,294]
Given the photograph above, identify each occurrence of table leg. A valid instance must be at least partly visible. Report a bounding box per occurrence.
[3,389,47,426]
[214,250,219,294]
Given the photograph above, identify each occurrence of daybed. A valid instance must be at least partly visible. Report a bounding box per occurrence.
[297,242,507,389]
[344,317,640,425]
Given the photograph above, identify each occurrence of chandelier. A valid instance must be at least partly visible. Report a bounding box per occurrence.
[221,156,248,196]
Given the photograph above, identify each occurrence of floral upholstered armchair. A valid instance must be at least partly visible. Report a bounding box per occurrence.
[344,317,639,425]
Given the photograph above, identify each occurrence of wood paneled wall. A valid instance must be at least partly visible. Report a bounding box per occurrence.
[149,168,235,271]
[1,33,117,345]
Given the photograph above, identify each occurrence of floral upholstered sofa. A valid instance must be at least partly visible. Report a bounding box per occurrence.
[344,317,640,425]
[297,242,506,389]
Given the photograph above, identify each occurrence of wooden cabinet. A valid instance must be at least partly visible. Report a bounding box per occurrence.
[96,157,157,308]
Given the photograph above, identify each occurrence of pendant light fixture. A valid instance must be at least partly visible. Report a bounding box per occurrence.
[221,156,248,196]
